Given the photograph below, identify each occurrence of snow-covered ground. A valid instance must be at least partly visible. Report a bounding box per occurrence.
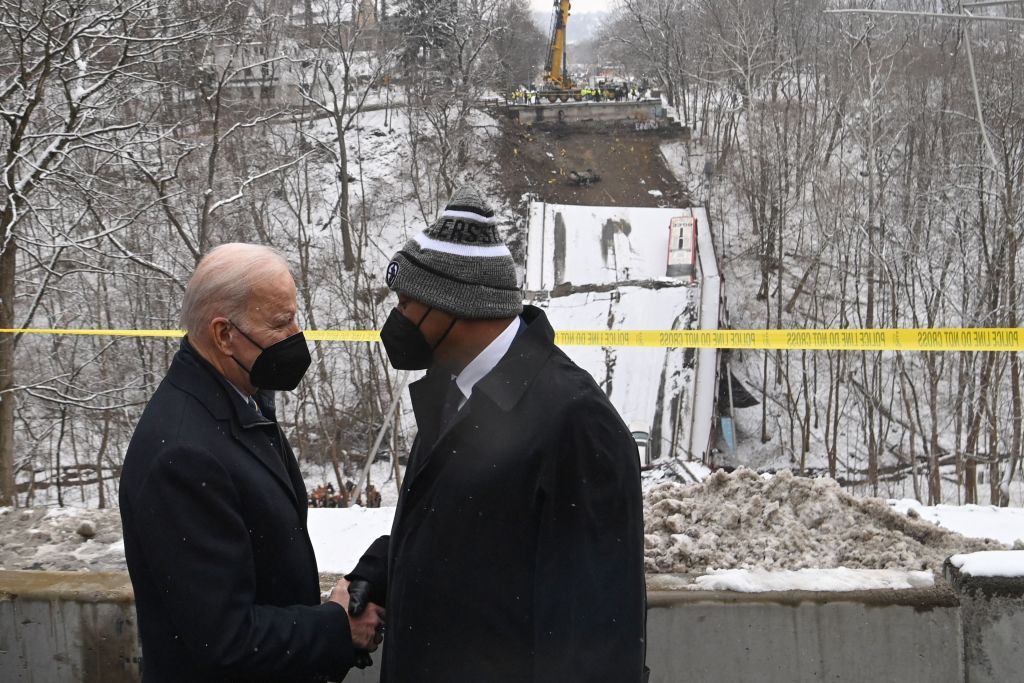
[888,499,1024,546]
[307,506,393,575]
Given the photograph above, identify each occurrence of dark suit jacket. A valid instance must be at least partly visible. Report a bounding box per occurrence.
[120,338,353,682]
[352,306,646,682]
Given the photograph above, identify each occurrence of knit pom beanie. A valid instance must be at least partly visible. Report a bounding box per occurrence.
[384,185,523,319]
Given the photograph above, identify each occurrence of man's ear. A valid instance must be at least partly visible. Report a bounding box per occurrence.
[210,317,234,356]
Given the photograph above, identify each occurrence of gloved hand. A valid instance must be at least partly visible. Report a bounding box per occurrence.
[347,578,373,617]
[349,578,378,668]
[354,651,373,669]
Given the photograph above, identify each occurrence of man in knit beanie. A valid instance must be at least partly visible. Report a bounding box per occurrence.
[348,184,647,682]
[385,184,522,322]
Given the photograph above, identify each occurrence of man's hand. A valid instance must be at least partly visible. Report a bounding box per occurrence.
[328,579,386,652]
[327,578,353,611]
[348,602,386,652]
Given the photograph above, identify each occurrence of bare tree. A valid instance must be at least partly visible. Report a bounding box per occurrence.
[296,0,400,270]
[0,0,205,504]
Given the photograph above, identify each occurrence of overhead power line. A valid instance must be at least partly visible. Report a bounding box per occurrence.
[825,8,1024,24]
[961,0,1024,8]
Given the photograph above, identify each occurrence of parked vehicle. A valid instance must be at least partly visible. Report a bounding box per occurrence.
[666,214,696,279]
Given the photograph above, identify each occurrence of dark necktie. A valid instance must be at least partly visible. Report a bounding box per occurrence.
[248,396,291,474]
[439,378,463,431]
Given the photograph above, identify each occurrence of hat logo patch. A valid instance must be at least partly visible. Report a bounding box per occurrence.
[386,260,400,287]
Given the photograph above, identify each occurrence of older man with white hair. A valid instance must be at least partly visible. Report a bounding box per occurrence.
[120,243,384,682]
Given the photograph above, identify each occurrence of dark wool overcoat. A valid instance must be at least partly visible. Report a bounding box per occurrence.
[352,306,647,682]
[120,338,353,682]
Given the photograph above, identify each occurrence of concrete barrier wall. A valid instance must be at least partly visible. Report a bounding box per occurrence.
[944,564,1024,683]
[1,570,1021,682]
[0,572,139,683]
[646,589,963,683]
[506,101,668,129]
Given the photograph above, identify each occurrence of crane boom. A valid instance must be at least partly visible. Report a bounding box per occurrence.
[544,0,573,90]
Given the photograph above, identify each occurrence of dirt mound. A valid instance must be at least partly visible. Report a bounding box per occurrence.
[644,468,1000,576]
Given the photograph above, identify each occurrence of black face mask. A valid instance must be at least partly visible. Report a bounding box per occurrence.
[380,306,456,370]
[230,321,312,391]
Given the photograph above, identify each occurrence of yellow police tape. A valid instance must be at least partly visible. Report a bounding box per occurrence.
[1,327,1022,351]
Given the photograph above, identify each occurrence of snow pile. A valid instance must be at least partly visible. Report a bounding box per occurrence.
[0,506,125,572]
[644,468,1001,577]
[1,468,1016,586]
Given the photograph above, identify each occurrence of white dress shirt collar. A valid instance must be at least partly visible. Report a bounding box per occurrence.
[453,317,521,408]
[228,381,252,401]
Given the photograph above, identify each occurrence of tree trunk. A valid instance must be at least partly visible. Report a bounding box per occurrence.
[1000,229,1020,506]
[0,234,16,505]
[1003,347,1022,506]
[964,351,997,504]
[989,397,1000,504]
[336,114,356,270]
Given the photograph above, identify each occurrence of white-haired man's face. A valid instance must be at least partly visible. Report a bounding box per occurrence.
[208,267,301,395]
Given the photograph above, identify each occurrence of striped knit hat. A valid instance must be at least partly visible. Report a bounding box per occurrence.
[385,185,523,319]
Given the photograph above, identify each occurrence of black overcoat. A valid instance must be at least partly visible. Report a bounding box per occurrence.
[352,306,646,682]
[120,338,353,682]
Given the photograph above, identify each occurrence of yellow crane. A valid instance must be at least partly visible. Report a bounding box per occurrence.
[544,0,574,91]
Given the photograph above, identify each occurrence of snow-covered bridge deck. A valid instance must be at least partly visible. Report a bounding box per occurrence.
[524,201,719,463]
